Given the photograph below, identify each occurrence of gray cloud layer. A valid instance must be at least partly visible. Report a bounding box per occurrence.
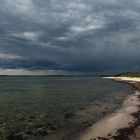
[0,0,140,73]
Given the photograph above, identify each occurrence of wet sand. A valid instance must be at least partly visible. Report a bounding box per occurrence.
[79,77,140,140]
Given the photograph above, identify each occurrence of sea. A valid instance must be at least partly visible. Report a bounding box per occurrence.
[0,76,131,140]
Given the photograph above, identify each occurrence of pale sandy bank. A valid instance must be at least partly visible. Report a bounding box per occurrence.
[104,77,140,82]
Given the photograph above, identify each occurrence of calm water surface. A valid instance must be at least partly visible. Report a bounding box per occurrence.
[0,76,131,140]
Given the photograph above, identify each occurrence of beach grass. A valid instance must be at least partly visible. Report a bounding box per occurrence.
[113,72,140,78]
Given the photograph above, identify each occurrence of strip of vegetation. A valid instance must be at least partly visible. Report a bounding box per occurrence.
[113,72,140,77]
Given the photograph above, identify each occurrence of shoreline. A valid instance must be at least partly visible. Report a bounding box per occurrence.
[78,77,140,140]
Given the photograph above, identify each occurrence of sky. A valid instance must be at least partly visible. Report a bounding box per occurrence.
[0,0,140,75]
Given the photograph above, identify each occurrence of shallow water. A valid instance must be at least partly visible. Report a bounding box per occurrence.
[79,90,140,140]
[0,76,131,140]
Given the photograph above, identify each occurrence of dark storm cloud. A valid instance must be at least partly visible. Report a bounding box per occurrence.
[0,0,140,73]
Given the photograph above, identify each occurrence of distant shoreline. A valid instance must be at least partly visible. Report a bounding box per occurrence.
[78,77,140,140]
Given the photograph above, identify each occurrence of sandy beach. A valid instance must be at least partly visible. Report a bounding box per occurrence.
[78,77,140,140]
